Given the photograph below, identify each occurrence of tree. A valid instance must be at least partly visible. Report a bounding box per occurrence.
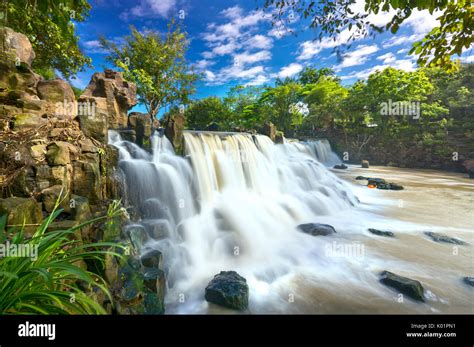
[223,85,265,130]
[186,97,232,130]
[3,0,92,78]
[259,82,304,134]
[100,23,199,119]
[261,0,472,71]
[298,67,336,85]
[302,76,348,129]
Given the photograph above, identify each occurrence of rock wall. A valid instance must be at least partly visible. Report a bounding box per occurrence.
[0,27,135,237]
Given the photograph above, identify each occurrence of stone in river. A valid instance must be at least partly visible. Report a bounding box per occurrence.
[361,160,369,168]
[462,277,474,287]
[205,271,249,310]
[424,231,468,245]
[333,164,348,170]
[297,223,336,236]
[379,271,425,302]
[368,228,395,238]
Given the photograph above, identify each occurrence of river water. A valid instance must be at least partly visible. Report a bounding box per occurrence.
[110,131,473,314]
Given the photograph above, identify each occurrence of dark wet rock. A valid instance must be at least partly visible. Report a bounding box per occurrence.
[379,271,425,302]
[143,291,165,315]
[143,268,166,304]
[424,232,467,245]
[463,277,474,287]
[376,182,404,190]
[140,249,163,269]
[333,164,348,170]
[361,160,369,168]
[462,159,474,179]
[355,176,369,180]
[205,271,249,310]
[275,131,284,144]
[297,223,336,236]
[124,224,149,251]
[368,228,395,237]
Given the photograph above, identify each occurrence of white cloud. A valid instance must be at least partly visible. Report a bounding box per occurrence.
[193,59,215,70]
[204,70,216,81]
[122,0,177,19]
[212,42,240,56]
[461,55,474,63]
[246,74,270,86]
[377,52,396,63]
[234,51,271,65]
[277,63,303,78]
[403,9,441,35]
[335,44,379,69]
[341,58,416,80]
[246,34,273,50]
[382,34,425,48]
[397,48,409,54]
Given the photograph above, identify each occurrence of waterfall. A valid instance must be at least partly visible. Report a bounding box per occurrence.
[109,130,359,313]
[287,139,342,167]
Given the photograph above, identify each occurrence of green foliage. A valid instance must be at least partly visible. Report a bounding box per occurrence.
[261,0,472,71]
[71,86,83,100]
[101,22,199,119]
[0,200,124,314]
[4,0,92,78]
[184,97,232,130]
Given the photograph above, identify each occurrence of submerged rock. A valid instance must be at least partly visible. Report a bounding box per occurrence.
[297,223,336,236]
[379,271,425,302]
[368,228,395,237]
[367,178,386,186]
[205,271,249,310]
[463,277,474,287]
[424,232,467,245]
[333,164,348,170]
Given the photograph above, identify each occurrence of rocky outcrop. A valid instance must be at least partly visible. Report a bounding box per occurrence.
[0,28,126,235]
[379,271,425,302]
[297,223,336,236]
[260,122,276,142]
[164,113,185,153]
[205,271,249,310]
[128,112,152,149]
[0,27,35,66]
[79,69,137,129]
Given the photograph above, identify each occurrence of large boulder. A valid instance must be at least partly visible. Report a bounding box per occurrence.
[0,27,35,66]
[72,160,103,203]
[0,197,42,234]
[128,112,152,149]
[205,271,249,310]
[379,271,425,302]
[45,141,71,166]
[164,113,185,153]
[37,79,76,118]
[79,69,137,129]
[77,96,108,143]
[12,113,47,130]
[260,122,276,142]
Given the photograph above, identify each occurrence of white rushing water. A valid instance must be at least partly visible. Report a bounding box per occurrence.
[109,130,473,314]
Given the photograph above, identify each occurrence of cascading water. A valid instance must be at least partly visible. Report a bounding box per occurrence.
[109,130,362,313]
[109,130,473,314]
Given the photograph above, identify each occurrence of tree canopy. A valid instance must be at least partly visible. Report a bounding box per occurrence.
[3,0,92,78]
[260,0,473,71]
[100,23,199,119]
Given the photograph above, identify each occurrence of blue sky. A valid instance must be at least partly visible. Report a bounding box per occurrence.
[73,0,473,114]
